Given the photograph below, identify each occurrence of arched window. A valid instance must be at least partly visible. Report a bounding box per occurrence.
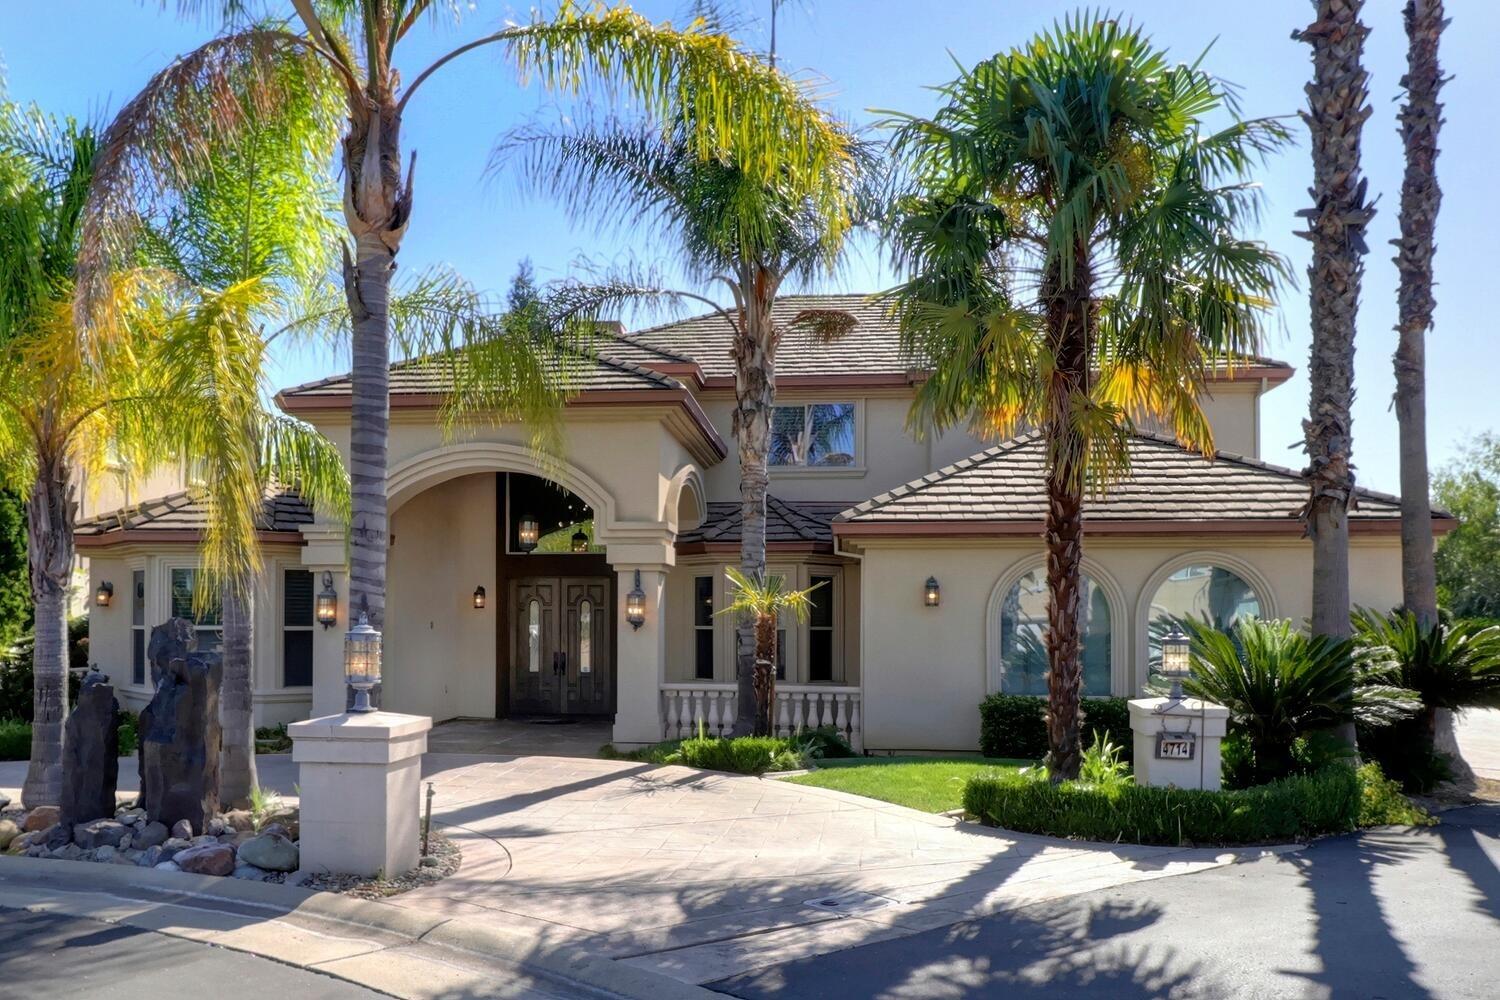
[998,568,1113,696]
[1146,563,1262,664]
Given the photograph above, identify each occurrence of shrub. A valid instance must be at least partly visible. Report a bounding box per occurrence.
[1357,718,1452,793]
[963,765,1364,846]
[979,693,1132,762]
[0,718,28,760]
[676,735,803,774]
[1220,730,1355,790]
[790,725,855,760]
[0,615,89,721]
[116,709,138,757]
[1357,762,1435,827]
[1078,731,1131,790]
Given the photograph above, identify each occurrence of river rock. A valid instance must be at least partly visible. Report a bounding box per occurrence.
[138,620,222,833]
[236,832,298,872]
[261,810,299,840]
[93,845,116,864]
[60,673,120,829]
[48,842,84,862]
[0,791,10,809]
[134,821,169,849]
[23,806,59,833]
[137,845,163,867]
[205,817,226,836]
[231,863,270,881]
[158,837,191,862]
[154,861,180,872]
[223,810,255,833]
[72,819,128,850]
[0,819,19,851]
[170,819,192,840]
[174,842,235,876]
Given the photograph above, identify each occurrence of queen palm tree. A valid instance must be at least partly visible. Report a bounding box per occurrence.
[0,103,345,808]
[1392,0,1447,629]
[1294,2,1375,647]
[78,0,854,635]
[881,15,1290,778]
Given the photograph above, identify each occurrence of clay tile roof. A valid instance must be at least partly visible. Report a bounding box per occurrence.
[76,482,312,538]
[678,496,851,547]
[836,432,1432,527]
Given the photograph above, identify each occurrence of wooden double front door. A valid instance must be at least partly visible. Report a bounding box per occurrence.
[511,577,613,716]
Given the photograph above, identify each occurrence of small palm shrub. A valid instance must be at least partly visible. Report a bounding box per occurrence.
[1182,618,1415,785]
[1078,731,1130,790]
[1353,609,1500,790]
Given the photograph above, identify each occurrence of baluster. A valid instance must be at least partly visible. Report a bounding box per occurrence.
[665,690,680,739]
[707,690,722,737]
[791,691,806,733]
[833,694,848,740]
[848,696,862,752]
[813,692,827,729]
[776,692,791,737]
[687,689,701,738]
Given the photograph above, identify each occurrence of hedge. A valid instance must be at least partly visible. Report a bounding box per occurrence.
[980,693,1133,762]
[963,764,1364,846]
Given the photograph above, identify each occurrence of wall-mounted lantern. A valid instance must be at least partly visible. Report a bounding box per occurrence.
[472,585,486,609]
[517,513,540,552]
[1160,624,1192,700]
[571,528,589,553]
[316,571,338,628]
[344,610,382,713]
[923,576,940,607]
[95,581,114,608]
[625,569,646,631]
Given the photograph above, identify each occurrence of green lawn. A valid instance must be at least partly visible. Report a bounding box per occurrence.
[782,756,1032,813]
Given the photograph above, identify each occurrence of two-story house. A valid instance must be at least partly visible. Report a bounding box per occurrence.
[75,295,1448,752]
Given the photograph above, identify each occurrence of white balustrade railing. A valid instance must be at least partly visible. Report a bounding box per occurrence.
[660,682,863,752]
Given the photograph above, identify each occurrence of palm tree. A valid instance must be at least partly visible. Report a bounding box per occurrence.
[720,567,822,736]
[1392,0,1447,629]
[1294,2,1375,653]
[881,15,1290,778]
[500,77,864,735]
[78,0,855,635]
[0,104,343,808]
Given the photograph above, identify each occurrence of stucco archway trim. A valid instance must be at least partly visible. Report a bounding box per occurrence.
[665,464,707,534]
[1132,550,1279,692]
[983,553,1129,698]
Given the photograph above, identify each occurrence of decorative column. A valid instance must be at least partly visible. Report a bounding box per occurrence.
[300,522,349,718]
[288,711,431,878]
[1128,697,1230,792]
[613,565,668,747]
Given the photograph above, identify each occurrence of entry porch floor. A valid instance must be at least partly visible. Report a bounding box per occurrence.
[425,717,615,757]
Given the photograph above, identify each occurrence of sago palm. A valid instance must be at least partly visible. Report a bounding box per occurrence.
[501,61,866,735]
[1352,608,1500,736]
[80,0,856,634]
[880,15,1290,778]
[0,104,345,808]
[1392,0,1447,627]
[719,566,822,737]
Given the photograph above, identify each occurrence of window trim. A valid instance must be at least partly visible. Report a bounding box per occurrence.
[130,565,147,688]
[163,562,224,654]
[985,555,1126,697]
[1133,551,1275,694]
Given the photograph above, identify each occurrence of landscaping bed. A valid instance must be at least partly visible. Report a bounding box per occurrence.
[783,756,1029,813]
[601,726,854,775]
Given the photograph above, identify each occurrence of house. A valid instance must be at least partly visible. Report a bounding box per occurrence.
[76,294,1449,753]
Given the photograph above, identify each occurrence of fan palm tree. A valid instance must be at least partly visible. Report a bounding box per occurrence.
[500,84,865,736]
[0,104,345,808]
[1294,2,1375,649]
[720,566,822,736]
[1392,0,1447,628]
[78,0,855,635]
[880,15,1291,778]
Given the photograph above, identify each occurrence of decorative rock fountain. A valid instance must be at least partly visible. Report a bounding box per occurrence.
[137,618,223,834]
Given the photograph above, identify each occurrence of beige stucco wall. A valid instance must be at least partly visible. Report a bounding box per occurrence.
[86,542,312,728]
[384,472,497,722]
[853,534,1404,753]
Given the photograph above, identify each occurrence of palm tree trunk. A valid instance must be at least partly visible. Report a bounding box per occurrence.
[731,272,778,736]
[1297,0,1373,750]
[218,575,257,807]
[340,93,408,711]
[753,612,777,737]
[1041,247,1094,781]
[21,453,75,809]
[1393,0,1445,630]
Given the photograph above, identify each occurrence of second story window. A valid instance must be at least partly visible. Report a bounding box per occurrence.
[770,403,855,467]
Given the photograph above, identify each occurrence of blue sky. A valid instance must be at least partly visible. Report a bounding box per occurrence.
[4,1,1497,494]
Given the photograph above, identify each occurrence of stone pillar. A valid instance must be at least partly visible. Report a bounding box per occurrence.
[300,523,349,719]
[1128,697,1230,792]
[613,566,667,747]
[288,711,431,878]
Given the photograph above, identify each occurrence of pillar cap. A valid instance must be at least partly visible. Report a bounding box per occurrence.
[289,711,433,741]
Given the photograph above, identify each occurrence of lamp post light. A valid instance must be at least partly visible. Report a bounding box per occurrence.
[316,571,338,628]
[344,611,382,713]
[95,581,114,607]
[923,576,940,607]
[472,585,486,609]
[1160,625,1192,701]
[517,513,540,552]
[625,569,646,631]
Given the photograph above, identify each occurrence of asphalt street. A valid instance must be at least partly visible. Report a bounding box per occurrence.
[0,908,387,1000]
[712,805,1500,1000]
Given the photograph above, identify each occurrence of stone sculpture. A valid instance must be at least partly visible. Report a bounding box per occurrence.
[138,619,223,833]
[59,671,120,832]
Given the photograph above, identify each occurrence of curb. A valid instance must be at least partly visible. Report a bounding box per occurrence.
[0,855,718,1000]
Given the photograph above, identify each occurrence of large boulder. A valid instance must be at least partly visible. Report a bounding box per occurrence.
[60,672,120,830]
[22,806,59,833]
[134,821,170,849]
[236,832,298,873]
[0,819,19,851]
[174,842,235,876]
[138,620,223,833]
